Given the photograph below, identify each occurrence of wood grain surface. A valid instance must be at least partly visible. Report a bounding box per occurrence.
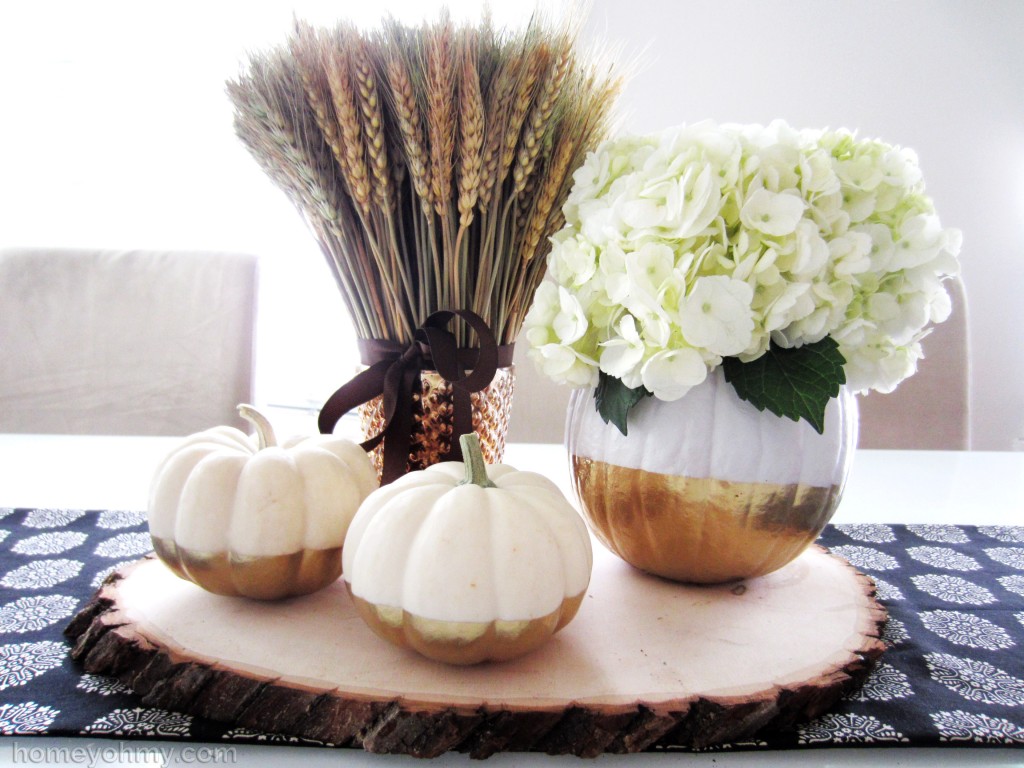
[66,544,886,758]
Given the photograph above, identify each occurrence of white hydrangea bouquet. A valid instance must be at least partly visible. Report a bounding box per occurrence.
[524,120,962,434]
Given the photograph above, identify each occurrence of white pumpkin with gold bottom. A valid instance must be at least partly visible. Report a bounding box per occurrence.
[148,404,377,600]
[343,433,593,665]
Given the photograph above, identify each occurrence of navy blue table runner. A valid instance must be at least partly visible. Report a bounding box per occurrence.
[0,507,1021,749]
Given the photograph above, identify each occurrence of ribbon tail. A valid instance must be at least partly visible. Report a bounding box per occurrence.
[318,359,392,435]
[380,361,421,484]
[418,312,491,464]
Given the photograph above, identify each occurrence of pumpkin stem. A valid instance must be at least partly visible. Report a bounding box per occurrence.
[237,404,277,450]
[459,433,496,489]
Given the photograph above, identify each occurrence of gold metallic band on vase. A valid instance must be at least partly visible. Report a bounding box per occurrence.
[570,457,841,584]
[319,311,515,484]
[359,365,515,480]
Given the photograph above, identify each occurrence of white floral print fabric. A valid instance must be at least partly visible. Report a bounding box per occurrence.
[920,610,1014,650]
[906,546,982,571]
[828,545,900,571]
[911,574,996,605]
[0,701,60,734]
[11,532,87,556]
[0,595,78,634]
[0,510,1022,752]
[83,707,192,737]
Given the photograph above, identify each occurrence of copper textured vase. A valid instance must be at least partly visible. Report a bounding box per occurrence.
[566,369,857,584]
[360,366,515,478]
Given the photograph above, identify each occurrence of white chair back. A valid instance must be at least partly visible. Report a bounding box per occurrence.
[0,247,258,435]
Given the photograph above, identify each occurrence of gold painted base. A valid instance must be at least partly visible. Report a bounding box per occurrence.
[571,457,841,584]
[359,366,515,480]
[152,537,343,600]
[351,592,586,665]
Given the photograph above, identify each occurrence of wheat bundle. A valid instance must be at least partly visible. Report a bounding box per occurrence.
[228,10,622,347]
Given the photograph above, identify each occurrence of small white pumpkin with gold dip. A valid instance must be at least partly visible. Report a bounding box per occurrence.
[148,404,377,600]
[343,433,593,665]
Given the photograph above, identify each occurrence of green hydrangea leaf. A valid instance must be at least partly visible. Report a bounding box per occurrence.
[594,373,652,436]
[721,338,846,434]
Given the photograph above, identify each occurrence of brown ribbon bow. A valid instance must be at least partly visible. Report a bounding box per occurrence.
[318,310,514,484]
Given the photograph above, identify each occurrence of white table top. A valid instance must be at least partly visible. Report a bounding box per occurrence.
[0,434,1022,768]
[2,434,1022,527]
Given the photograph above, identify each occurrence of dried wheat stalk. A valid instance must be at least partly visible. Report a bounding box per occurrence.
[229,9,622,347]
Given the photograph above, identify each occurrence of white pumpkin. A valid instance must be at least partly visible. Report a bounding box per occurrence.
[343,433,593,665]
[148,404,377,599]
[566,368,858,583]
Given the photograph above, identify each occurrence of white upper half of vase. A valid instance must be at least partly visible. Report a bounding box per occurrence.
[566,368,857,488]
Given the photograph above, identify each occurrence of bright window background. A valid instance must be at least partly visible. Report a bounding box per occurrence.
[0,0,555,434]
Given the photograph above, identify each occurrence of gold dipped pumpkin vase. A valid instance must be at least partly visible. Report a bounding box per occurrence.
[566,369,858,584]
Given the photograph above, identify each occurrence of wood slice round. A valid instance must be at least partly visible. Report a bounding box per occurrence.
[65,543,886,758]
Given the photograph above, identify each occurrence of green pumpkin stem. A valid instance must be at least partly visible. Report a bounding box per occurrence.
[459,433,496,489]
[237,404,277,450]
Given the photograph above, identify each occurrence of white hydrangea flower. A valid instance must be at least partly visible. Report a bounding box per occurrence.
[548,232,598,288]
[799,147,841,195]
[551,287,588,345]
[524,119,961,400]
[523,281,560,345]
[659,163,722,239]
[892,214,947,270]
[762,282,814,333]
[599,315,646,388]
[622,242,676,320]
[791,221,831,278]
[740,189,806,237]
[531,343,598,388]
[830,232,873,277]
[641,348,708,401]
[837,155,884,191]
[523,283,598,388]
[677,276,756,357]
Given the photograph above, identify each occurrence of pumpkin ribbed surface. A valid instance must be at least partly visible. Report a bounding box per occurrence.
[343,460,592,664]
[148,419,377,600]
